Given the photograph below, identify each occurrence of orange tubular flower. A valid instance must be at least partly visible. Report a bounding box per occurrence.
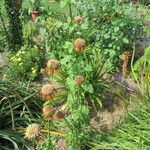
[75,75,84,86]
[73,38,86,52]
[40,84,56,101]
[45,59,61,75]
[123,51,131,59]
[44,67,61,75]
[122,51,131,78]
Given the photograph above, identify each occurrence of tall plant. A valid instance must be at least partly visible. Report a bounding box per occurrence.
[4,0,23,51]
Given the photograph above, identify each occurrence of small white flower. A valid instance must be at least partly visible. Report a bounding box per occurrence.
[76,31,82,35]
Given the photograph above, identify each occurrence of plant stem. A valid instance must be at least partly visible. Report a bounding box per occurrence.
[8,100,15,130]
[68,2,73,20]
[48,120,51,150]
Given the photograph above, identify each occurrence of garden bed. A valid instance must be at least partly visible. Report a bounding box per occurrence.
[0,0,150,150]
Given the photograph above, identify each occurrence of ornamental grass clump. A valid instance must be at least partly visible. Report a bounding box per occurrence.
[40,84,56,100]
[24,123,41,139]
[73,38,86,52]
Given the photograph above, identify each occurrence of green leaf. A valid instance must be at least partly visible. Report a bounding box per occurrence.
[60,55,72,65]
[104,33,110,39]
[63,41,72,49]
[82,84,94,93]
[66,78,76,92]
[114,27,119,32]
[81,24,88,30]
[145,46,150,60]
[84,64,93,72]
[123,37,129,44]
[39,28,46,35]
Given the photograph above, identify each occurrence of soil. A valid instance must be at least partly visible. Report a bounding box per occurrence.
[90,100,137,132]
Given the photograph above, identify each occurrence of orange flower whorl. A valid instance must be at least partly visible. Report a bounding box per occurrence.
[42,105,55,120]
[73,38,86,52]
[40,84,56,100]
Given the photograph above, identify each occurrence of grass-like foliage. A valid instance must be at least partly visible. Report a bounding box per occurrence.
[0,80,42,149]
[90,100,150,149]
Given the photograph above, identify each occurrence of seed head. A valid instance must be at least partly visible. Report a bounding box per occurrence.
[47,59,60,70]
[140,13,145,18]
[24,123,40,139]
[75,75,84,86]
[40,84,56,100]
[103,14,109,22]
[42,105,55,120]
[73,16,83,24]
[73,38,86,52]
[53,110,65,121]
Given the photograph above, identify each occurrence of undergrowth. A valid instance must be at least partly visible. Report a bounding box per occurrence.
[90,100,150,150]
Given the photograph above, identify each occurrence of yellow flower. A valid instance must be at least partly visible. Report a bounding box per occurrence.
[19,63,23,66]
[32,69,36,74]
[10,56,15,61]
[21,51,25,54]
[3,74,7,78]
[34,45,38,49]
[16,53,20,56]
[17,58,21,62]
[24,123,41,139]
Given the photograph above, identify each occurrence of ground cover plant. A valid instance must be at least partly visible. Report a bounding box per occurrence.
[0,0,150,150]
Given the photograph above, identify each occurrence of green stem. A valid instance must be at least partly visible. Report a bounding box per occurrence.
[15,92,34,120]
[8,100,15,130]
[68,2,73,20]
[48,120,51,150]
[131,43,143,94]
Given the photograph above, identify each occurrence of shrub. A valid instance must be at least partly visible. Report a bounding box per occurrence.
[43,0,145,71]
[5,45,43,81]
